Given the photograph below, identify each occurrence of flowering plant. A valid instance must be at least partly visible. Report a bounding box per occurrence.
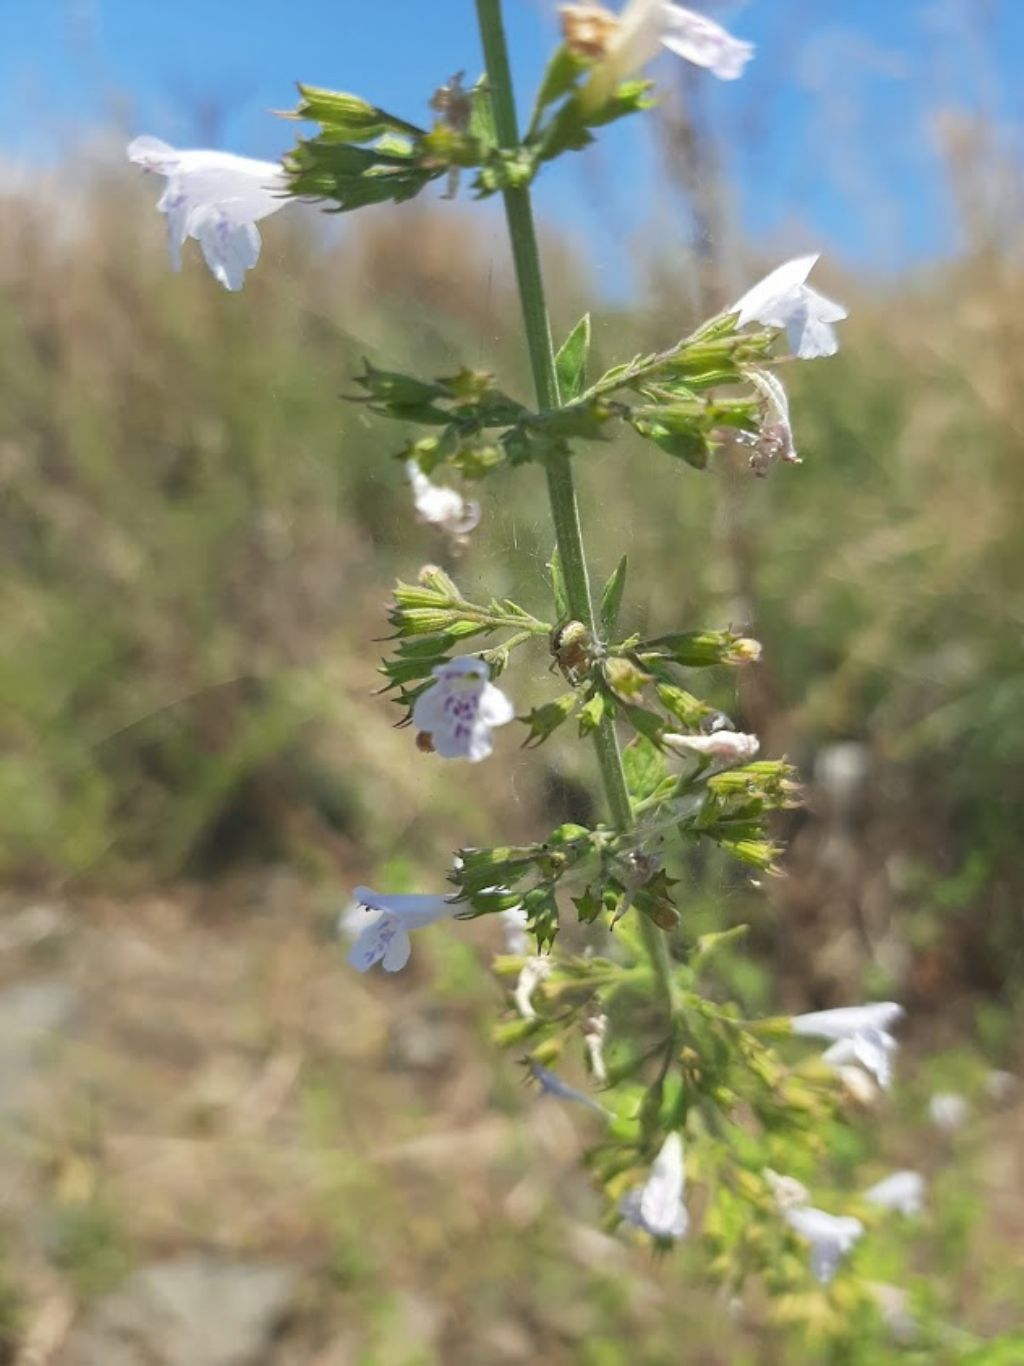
[124,0,971,1352]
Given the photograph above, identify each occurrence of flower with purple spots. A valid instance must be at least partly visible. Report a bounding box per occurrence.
[345,886,457,973]
[411,656,514,762]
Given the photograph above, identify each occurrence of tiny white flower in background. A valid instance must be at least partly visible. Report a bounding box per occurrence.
[663,730,760,765]
[128,136,289,291]
[345,885,456,973]
[411,656,514,762]
[732,254,848,360]
[514,955,552,1020]
[583,1012,609,1084]
[791,1001,904,1090]
[529,1063,610,1116]
[928,1091,970,1133]
[744,368,800,476]
[620,1132,688,1240]
[763,1168,810,1212]
[784,1205,864,1285]
[499,904,531,956]
[863,1170,925,1216]
[406,462,481,542]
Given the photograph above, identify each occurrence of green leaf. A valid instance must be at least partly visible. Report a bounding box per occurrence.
[554,313,591,403]
[599,555,627,640]
[548,547,569,621]
[523,885,560,950]
[622,735,666,802]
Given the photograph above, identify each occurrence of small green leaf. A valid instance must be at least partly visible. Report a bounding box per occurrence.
[548,547,569,621]
[599,555,627,639]
[622,735,666,802]
[555,313,591,402]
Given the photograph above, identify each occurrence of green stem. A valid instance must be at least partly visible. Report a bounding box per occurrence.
[474,0,679,1017]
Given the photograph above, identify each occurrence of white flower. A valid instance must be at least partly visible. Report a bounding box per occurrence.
[744,368,800,476]
[928,1091,970,1132]
[663,730,760,765]
[411,656,514,762]
[128,136,289,291]
[529,1063,609,1117]
[619,1132,688,1240]
[514,955,552,1020]
[499,904,531,956]
[583,1012,609,1084]
[791,1002,904,1089]
[345,885,455,973]
[732,254,848,359]
[406,462,481,542]
[763,1168,810,1212]
[863,1170,925,1216]
[785,1205,864,1285]
[587,1,753,92]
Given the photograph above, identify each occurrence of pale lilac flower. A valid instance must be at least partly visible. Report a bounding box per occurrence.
[346,885,456,973]
[128,137,289,291]
[863,1170,925,1216]
[743,368,800,476]
[619,1132,688,1240]
[514,955,552,1020]
[928,1091,970,1132]
[529,1063,610,1116]
[412,656,514,762]
[582,1,753,97]
[406,462,481,542]
[732,255,848,360]
[791,1002,904,1089]
[785,1205,864,1285]
[499,904,531,956]
[583,1012,609,1084]
[663,729,760,765]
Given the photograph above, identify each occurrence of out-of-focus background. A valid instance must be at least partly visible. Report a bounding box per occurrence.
[1,1,1022,1361]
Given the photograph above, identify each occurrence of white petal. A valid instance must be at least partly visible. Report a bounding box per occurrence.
[785,1206,863,1284]
[476,682,515,727]
[659,4,754,80]
[664,730,759,763]
[462,722,496,763]
[784,300,840,361]
[640,1132,685,1235]
[733,255,819,330]
[346,913,394,972]
[193,209,261,292]
[499,906,531,955]
[864,1171,925,1216]
[127,135,178,171]
[791,1003,904,1042]
[411,684,447,733]
[352,886,454,929]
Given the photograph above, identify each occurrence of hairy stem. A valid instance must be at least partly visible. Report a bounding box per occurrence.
[474,0,679,1015]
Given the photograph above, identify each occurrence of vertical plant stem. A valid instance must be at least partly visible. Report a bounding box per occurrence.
[475,0,679,1014]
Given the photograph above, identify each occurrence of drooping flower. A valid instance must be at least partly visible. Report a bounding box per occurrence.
[791,1002,904,1089]
[575,1,753,104]
[663,729,760,765]
[499,904,531,956]
[583,1011,609,1084]
[128,137,289,291]
[863,1170,925,1216]
[411,656,514,762]
[743,368,800,476]
[732,255,848,360]
[784,1205,864,1285]
[528,1063,610,1117]
[406,462,481,543]
[514,956,552,1020]
[345,886,456,973]
[928,1091,970,1132]
[619,1132,688,1240]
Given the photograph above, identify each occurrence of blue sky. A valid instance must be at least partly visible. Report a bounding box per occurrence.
[1,1,1020,289]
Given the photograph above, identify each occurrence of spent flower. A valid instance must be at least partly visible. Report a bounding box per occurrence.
[411,656,514,761]
[514,955,553,1020]
[128,136,288,291]
[664,729,760,765]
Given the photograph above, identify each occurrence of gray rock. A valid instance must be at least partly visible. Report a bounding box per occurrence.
[67,1258,299,1366]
